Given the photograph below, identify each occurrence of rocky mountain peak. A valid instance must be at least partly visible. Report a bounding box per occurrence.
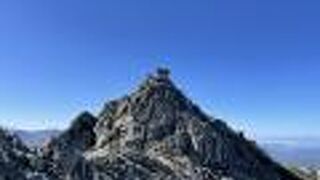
[0,68,302,180]
[93,68,199,151]
[86,68,301,180]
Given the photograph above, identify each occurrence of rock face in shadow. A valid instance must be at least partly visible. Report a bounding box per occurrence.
[0,68,302,180]
[0,128,40,180]
[37,111,98,180]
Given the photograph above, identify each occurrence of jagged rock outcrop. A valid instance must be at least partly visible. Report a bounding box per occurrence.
[36,111,98,180]
[0,128,43,180]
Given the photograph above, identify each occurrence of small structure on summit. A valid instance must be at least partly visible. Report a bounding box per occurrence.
[156,67,170,80]
[141,67,171,89]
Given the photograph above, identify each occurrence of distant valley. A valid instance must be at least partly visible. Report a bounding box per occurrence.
[11,129,61,147]
[261,137,320,168]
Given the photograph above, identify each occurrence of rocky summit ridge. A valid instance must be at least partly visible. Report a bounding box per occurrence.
[0,68,301,180]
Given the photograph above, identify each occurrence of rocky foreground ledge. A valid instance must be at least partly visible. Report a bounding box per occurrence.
[0,68,301,180]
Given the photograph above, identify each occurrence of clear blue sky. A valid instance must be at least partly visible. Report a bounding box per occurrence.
[0,0,319,139]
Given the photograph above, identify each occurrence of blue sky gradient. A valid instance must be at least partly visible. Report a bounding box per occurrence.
[0,0,319,139]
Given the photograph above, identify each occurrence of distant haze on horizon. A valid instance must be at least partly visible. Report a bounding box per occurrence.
[0,0,319,139]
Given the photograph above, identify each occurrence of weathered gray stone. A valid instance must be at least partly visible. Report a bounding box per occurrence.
[37,111,98,180]
[0,128,37,180]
